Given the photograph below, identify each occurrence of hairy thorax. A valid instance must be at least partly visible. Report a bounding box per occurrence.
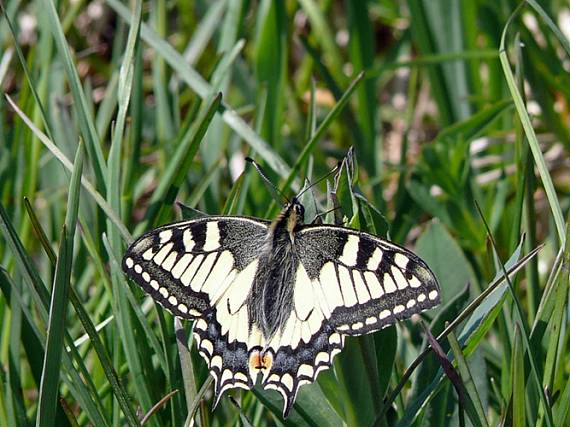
[247,213,300,341]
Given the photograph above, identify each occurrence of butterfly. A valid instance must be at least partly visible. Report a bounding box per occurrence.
[122,197,440,417]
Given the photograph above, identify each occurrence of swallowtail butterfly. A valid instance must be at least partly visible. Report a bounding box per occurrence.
[122,198,440,417]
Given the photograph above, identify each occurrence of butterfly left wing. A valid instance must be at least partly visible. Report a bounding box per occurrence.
[294,225,440,336]
[122,217,272,401]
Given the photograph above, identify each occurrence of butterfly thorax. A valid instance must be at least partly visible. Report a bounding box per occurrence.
[247,200,305,340]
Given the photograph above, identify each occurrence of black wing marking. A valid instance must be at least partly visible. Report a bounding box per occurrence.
[122,216,269,318]
[295,225,440,335]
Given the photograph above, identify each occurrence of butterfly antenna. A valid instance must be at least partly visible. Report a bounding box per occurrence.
[296,164,340,199]
[310,205,343,224]
[245,157,289,204]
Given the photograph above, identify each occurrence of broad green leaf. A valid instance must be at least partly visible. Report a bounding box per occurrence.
[415,222,476,307]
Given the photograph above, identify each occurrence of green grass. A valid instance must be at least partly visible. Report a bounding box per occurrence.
[1,1,569,426]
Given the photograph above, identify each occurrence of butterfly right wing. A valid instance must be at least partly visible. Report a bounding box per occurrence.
[122,216,271,400]
[295,225,440,335]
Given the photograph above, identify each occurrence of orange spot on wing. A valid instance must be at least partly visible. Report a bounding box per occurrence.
[249,350,273,371]
[262,352,273,370]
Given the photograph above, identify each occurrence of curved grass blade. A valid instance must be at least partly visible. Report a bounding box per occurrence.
[499,3,565,245]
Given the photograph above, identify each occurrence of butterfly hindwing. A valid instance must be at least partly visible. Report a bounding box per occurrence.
[193,311,254,405]
[262,316,345,417]
[295,225,440,335]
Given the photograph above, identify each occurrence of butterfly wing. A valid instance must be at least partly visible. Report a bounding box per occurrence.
[122,217,270,400]
[295,225,441,335]
[259,225,440,417]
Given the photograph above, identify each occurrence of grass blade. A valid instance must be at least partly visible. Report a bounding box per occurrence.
[5,95,132,243]
[36,226,71,427]
[37,140,83,426]
[499,4,565,245]
[40,0,107,191]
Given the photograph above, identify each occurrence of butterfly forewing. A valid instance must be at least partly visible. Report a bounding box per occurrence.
[122,216,269,318]
[295,225,440,335]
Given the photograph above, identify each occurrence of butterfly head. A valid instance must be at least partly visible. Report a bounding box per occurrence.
[285,198,305,230]
[272,198,306,237]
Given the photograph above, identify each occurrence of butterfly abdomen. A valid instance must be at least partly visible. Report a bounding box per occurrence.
[248,222,299,340]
